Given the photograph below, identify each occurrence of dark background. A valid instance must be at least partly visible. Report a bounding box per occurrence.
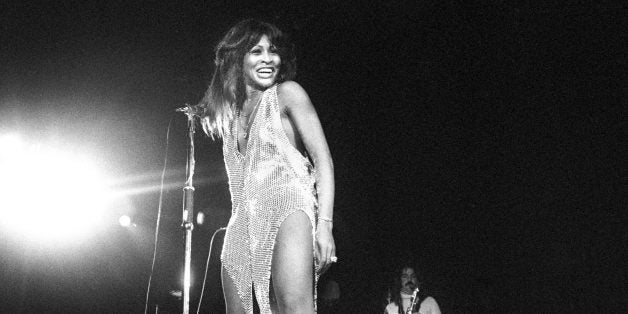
[0,0,625,312]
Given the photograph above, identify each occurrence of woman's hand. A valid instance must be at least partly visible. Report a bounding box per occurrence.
[315,220,336,275]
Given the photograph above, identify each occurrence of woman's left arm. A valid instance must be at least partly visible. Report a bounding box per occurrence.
[278,81,336,274]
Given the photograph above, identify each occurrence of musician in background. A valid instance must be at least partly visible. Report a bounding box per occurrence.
[384,264,441,314]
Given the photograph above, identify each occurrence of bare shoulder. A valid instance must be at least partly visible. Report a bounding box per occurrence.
[277,81,312,111]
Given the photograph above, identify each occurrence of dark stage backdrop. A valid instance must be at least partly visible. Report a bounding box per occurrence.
[0,1,624,312]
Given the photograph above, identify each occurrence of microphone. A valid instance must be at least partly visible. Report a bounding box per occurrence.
[175,103,203,116]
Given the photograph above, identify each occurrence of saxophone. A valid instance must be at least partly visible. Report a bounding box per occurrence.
[405,287,420,314]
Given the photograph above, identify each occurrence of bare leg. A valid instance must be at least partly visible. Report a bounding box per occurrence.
[271,211,315,314]
[222,266,245,314]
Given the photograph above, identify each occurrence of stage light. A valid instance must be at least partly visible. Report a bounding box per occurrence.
[0,136,111,245]
[0,133,23,152]
[119,215,131,227]
[196,211,205,225]
[118,214,137,228]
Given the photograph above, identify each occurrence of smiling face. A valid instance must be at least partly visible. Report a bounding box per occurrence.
[243,35,281,92]
[400,267,418,294]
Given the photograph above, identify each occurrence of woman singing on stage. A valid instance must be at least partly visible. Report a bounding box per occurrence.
[198,19,336,313]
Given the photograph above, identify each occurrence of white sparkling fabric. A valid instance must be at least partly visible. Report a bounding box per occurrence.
[221,84,318,314]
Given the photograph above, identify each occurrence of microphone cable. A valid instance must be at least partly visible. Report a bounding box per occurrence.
[144,114,175,314]
[196,226,227,314]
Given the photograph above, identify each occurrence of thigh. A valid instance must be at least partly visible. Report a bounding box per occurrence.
[271,211,314,304]
[222,266,245,314]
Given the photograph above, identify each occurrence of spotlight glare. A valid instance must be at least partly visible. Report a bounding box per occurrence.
[119,215,131,227]
[0,134,24,159]
[196,212,205,225]
[0,138,111,244]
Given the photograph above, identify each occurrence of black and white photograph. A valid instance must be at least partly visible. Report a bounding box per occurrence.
[0,1,624,312]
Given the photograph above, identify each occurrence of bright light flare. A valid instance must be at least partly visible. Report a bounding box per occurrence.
[119,215,131,227]
[0,136,111,244]
[196,211,205,225]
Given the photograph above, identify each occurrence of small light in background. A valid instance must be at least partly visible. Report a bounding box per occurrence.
[118,215,135,227]
[196,211,205,225]
[169,290,182,300]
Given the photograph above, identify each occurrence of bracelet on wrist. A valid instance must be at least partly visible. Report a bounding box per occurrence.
[318,216,333,223]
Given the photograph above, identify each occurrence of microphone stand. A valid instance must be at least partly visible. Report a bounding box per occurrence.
[179,105,196,314]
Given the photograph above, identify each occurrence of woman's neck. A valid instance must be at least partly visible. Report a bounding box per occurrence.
[245,84,264,96]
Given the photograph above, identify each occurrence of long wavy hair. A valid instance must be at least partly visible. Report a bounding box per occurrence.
[198,19,297,138]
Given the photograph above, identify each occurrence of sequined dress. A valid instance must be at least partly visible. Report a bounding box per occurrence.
[221,84,318,313]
